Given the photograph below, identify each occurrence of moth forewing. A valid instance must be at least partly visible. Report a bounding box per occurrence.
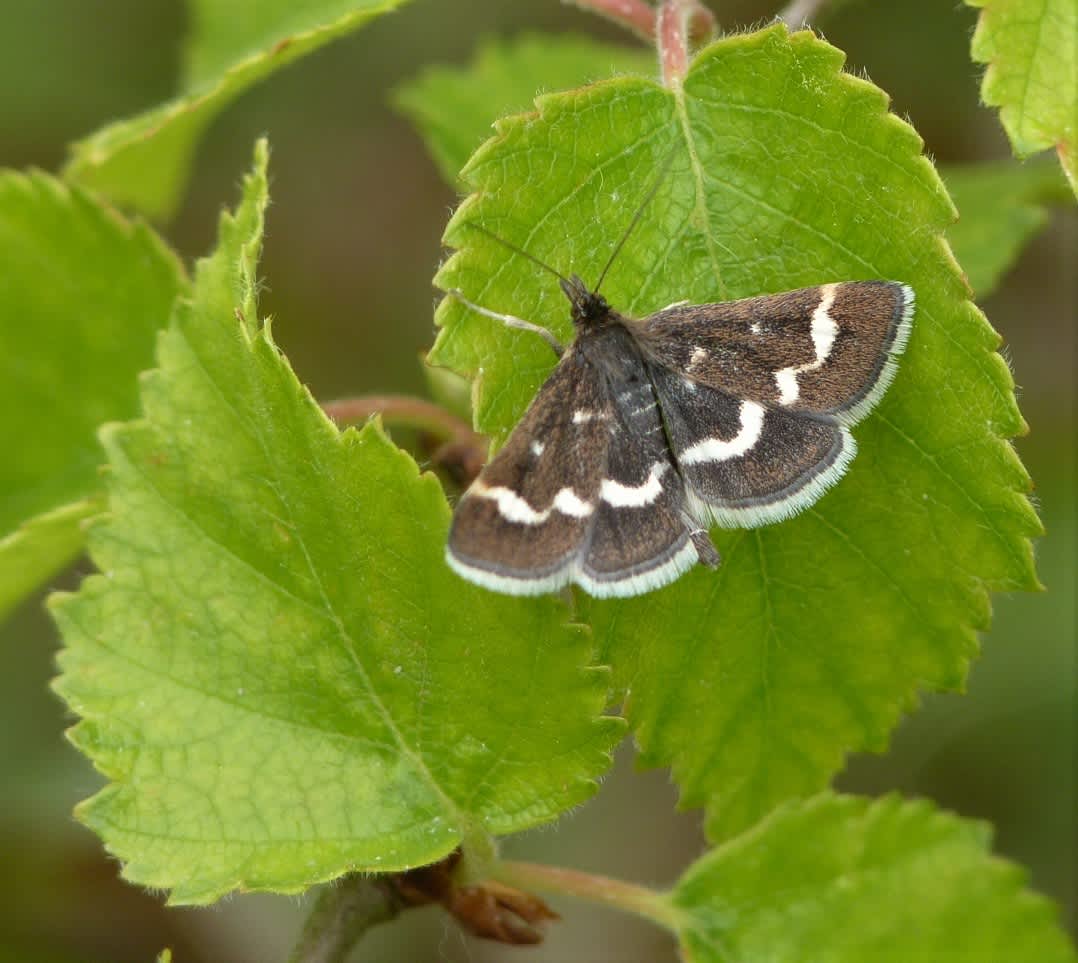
[637,281,914,423]
[445,353,610,595]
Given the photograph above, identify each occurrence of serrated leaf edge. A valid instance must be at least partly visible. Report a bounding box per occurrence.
[428,23,1042,841]
[51,140,622,903]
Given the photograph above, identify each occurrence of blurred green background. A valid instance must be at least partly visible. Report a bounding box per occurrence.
[1,1,1073,960]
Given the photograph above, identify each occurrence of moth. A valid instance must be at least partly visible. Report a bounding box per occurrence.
[442,205,913,599]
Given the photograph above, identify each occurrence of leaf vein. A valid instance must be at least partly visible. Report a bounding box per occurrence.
[674,87,729,299]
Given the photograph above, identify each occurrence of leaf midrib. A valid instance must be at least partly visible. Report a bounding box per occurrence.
[674,84,728,300]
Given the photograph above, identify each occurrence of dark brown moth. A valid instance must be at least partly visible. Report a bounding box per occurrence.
[442,194,913,598]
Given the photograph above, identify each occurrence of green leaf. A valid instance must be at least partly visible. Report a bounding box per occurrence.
[943,158,1071,297]
[967,0,1078,195]
[50,141,622,905]
[671,794,1077,963]
[396,34,654,185]
[0,498,102,622]
[423,365,474,425]
[0,171,185,619]
[63,0,410,218]
[430,25,1040,842]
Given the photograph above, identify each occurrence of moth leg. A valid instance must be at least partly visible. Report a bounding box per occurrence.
[685,518,721,568]
[446,289,564,357]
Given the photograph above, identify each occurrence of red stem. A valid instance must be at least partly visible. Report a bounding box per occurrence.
[321,395,475,443]
[686,1,717,44]
[565,0,657,41]
[658,0,691,87]
[566,0,716,48]
[321,395,488,483]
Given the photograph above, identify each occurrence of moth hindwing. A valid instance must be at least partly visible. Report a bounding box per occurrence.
[445,268,914,599]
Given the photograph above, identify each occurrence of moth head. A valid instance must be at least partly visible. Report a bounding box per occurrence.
[560,274,610,329]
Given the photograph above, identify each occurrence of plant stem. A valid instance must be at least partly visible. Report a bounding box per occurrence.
[685,1,717,46]
[494,860,685,932]
[287,875,402,963]
[657,0,692,87]
[564,0,657,41]
[777,0,832,27]
[565,0,715,46]
[456,825,500,885]
[322,394,488,483]
[321,394,473,443]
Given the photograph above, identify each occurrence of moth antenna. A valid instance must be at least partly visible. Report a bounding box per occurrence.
[461,222,572,288]
[445,288,564,357]
[593,146,679,294]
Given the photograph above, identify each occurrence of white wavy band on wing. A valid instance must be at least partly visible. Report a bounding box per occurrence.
[679,401,766,465]
[600,461,668,507]
[775,283,838,405]
[467,479,594,524]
